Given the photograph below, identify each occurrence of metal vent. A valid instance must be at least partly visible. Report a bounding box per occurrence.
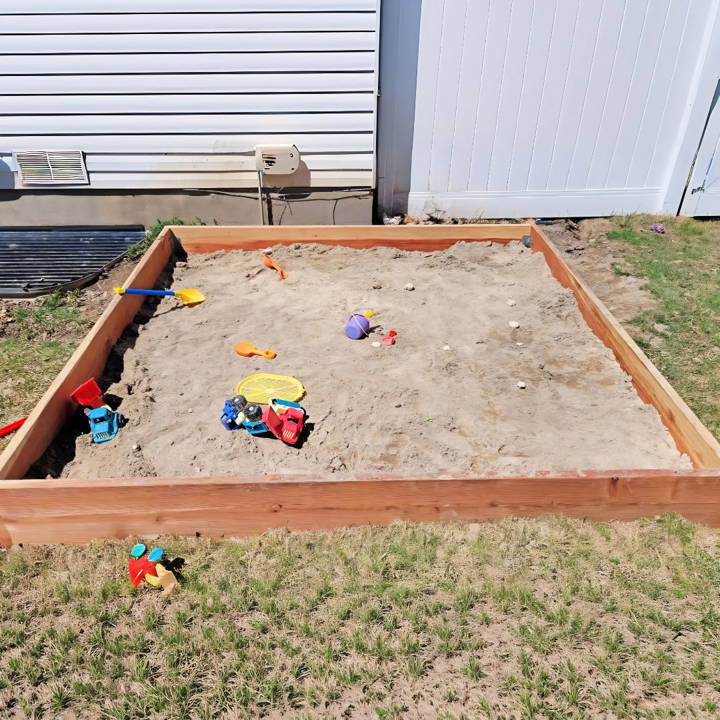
[13,151,89,186]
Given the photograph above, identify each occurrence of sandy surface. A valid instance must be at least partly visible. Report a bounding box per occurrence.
[54,241,689,478]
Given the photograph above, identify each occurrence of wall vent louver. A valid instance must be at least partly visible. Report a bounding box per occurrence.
[13,151,89,186]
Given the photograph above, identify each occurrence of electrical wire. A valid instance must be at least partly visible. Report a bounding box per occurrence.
[180,187,372,226]
[256,169,265,225]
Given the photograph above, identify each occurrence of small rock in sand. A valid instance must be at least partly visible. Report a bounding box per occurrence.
[132,444,141,452]
[371,341,381,348]
[517,381,527,389]
[372,282,382,289]
[509,321,520,329]
[188,408,193,413]
[443,345,451,351]
[404,282,415,291]
[507,299,517,307]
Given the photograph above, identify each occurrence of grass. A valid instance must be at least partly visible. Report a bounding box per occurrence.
[606,215,720,439]
[127,216,205,260]
[0,291,90,448]
[2,517,720,718]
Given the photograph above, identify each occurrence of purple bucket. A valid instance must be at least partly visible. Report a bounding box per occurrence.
[344,313,371,339]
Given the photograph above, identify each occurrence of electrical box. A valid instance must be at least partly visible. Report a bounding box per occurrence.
[254,144,300,175]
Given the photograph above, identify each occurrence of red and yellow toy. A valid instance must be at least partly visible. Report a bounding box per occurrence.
[262,399,305,445]
[128,544,184,596]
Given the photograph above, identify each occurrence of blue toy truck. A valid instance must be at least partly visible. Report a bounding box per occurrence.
[84,406,120,443]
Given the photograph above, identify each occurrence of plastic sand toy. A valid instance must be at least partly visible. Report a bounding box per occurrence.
[235,373,304,405]
[344,311,375,339]
[0,417,26,438]
[382,329,398,345]
[70,378,104,408]
[84,406,120,443]
[234,341,277,359]
[113,287,205,306]
[262,253,288,279]
[127,544,184,596]
[221,395,248,430]
[263,399,305,445]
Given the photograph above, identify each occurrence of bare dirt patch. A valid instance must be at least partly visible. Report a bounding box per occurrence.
[538,219,656,323]
[51,241,688,479]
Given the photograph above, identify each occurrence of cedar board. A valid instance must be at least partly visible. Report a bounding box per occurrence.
[1,223,719,545]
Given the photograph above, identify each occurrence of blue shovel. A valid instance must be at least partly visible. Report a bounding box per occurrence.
[113,287,205,306]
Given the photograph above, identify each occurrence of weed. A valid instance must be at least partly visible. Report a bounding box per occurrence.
[611,262,632,276]
[127,216,205,260]
[463,657,486,681]
[11,290,87,340]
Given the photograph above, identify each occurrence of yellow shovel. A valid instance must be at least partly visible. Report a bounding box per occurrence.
[113,287,205,306]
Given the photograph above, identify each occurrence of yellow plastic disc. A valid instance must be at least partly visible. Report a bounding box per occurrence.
[235,373,305,405]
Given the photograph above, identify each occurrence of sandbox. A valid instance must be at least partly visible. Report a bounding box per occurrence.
[2,224,720,545]
[59,241,687,479]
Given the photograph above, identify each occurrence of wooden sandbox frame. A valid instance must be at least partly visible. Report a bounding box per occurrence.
[2,224,720,545]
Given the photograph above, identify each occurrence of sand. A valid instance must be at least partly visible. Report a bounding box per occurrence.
[53,241,690,479]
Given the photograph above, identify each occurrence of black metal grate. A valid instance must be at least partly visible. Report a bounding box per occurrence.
[0,226,145,298]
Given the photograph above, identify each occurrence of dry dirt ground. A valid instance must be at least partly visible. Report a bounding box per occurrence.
[46,241,688,479]
[535,219,656,324]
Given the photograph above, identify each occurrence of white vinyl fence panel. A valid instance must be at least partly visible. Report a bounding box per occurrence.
[378,0,720,218]
[0,1,378,190]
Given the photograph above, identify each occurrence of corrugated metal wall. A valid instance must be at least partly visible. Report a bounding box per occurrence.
[0,0,379,191]
[379,0,720,218]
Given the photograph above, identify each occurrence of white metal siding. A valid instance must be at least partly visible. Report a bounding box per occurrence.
[379,0,719,218]
[0,1,379,191]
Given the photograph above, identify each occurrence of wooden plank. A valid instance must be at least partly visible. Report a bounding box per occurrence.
[0,133,375,154]
[0,73,375,95]
[0,13,376,33]
[0,32,376,55]
[1,93,374,115]
[0,0,376,11]
[0,52,374,75]
[531,225,720,468]
[0,229,174,481]
[173,223,532,252]
[3,470,720,545]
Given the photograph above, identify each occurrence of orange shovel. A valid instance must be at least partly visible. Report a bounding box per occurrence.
[234,342,277,360]
[262,254,288,279]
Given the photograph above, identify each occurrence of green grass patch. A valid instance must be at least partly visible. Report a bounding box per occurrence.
[10,290,88,341]
[0,338,77,423]
[607,215,720,439]
[0,290,88,447]
[127,216,205,260]
[2,517,720,718]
